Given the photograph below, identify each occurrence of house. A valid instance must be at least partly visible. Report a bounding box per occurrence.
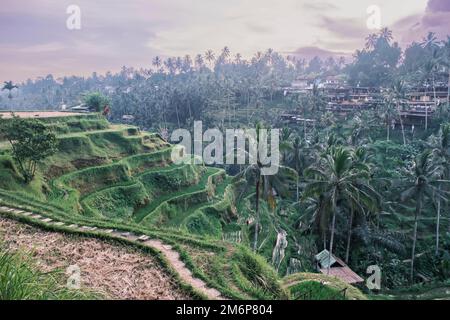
[406,86,448,103]
[315,249,364,284]
[70,105,90,113]
[291,77,314,89]
[122,115,135,122]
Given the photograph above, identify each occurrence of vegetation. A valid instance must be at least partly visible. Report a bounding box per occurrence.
[83,92,111,112]
[0,247,98,300]
[1,28,450,300]
[0,115,57,183]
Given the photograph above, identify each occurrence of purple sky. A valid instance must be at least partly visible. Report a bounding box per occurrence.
[0,0,449,82]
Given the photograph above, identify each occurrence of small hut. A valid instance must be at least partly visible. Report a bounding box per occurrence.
[315,249,364,284]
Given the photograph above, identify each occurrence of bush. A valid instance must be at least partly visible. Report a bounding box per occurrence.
[83,92,110,112]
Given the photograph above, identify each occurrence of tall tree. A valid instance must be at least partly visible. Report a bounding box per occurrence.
[401,150,448,283]
[304,146,377,269]
[2,81,18,99]
[234,123,291,252]
[205,50,215,69]
[429,123,450,255]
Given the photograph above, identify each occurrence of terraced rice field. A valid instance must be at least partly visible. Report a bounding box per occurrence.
[0,114,290,300]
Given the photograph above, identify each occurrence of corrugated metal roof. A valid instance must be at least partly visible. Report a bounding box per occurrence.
[315,249,336,269]
[320,267,364,284]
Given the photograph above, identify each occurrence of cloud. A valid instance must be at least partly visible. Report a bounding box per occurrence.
[392,0,450,46]
[0,0,446,82]
[318,16,368,40]
[288,46,350,60]
[427,0,450,12]
[302,2,338,12]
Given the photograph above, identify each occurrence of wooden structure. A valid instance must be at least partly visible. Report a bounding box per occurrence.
[315,249,364,284]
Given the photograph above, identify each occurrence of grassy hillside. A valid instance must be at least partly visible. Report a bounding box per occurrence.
[0,114,365,300]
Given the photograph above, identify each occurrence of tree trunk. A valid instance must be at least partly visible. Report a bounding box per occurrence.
[411,193,422,284]
[328,196,337,275]
[436,184,441,256]
[386,119,390,141]
[296,175,299,203]
[253,179,260,252]
[345,207,354,264]
[397,102,406,145]
[447,71,450,109]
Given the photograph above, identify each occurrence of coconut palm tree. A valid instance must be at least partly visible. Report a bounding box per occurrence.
[401,150,449,283]
[287,136,308,202]
[444,37,450,109]
[421,48,441,122]
[234,123,292,252]
[221,46,231,62]
[389,80,407,144]
[205,50,215,69]
[381,99,396,141]
[279,127,293,163]
[234,53,242,65]
[379,28,393,44]
[429,123,450,255]
[195,54,204,70]
[421,32,439,52]
[152,56,162,72]
[304,146,377,270]
[2,81,18,99]
[365,33,378,50]
[344,147,380,263]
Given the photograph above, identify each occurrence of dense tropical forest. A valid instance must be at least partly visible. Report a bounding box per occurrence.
[1,29,450,300]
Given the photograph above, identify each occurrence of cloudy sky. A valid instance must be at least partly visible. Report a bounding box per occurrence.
[0,0,449,82]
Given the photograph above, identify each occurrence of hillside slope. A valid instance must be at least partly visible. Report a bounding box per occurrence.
[0,114,363,300]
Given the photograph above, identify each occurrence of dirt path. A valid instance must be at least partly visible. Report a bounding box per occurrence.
[0,205,226,300]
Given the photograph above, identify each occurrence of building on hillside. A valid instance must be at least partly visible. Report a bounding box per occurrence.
[291,77,311,89]
[280,114,316,126]
[406,85,448,104]
[315,249,364,285]
[324,86,382,113]
[70,105,90,113]
[319,75,348,89]
[122,115,135,123]
[282,76,316,95]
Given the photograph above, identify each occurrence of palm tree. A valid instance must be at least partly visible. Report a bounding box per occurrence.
[164,57,176,75]
[234,53,242,65]
[421,49,441,124]
[344,147,379,263]
[304,146,377,269]
[195,54,204,70]
[379,27,393,44]
[221,46,231,61]
[421,32,439,52]
[2,81,18,99]
[234,123,291,252]
[401,150,448,283]
[288,136,309,202]
[365,33,378,50]
[279,127,293,163]
[444,37,450,109]
[152,56,162,72]
[182,55,193,72]
[205,50,215,69]
[389,80,407,144]
[429,123,450,255]
[265,48,274,65]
